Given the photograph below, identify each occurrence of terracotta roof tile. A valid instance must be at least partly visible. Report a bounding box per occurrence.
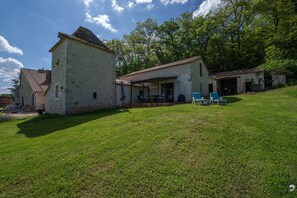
[21,68,51,92]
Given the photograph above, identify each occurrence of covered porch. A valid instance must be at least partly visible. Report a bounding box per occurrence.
[129,76,178,106]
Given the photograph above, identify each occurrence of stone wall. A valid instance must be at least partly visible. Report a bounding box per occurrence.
[46,39,115,115]
[45,40,67,114]
[119,60,209,102]
[191,60,209,96]
[20,72,34,108]
[65,39,115,114]
[272,74,286,86]
[19,73,45,110]
[209,71,265,95]
[236,72,265,93]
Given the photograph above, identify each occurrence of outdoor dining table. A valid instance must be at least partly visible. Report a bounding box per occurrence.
[148,95,166,103]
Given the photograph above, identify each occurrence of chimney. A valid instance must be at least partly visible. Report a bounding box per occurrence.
[45,70,51,82]
[38,68,45,73]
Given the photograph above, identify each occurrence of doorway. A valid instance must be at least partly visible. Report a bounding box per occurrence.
[209,83,213,93]
[245,82,252,92]
[161,83,174,102]
[218,78,237,96]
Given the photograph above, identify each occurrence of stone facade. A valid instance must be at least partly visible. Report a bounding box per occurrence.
[45,38,115,115]
[19,69,49,110]
[209,69,265,95]
[118,57,209,103]
[19,72,35,108]
[272,74,286,86]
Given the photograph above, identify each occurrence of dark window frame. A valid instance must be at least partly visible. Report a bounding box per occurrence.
[93,92,97,99]
[55,85,59,98]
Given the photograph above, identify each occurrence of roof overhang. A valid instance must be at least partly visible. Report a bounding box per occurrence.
[211,76,240,80]
[49,32,114,54]
[130,76,178,84]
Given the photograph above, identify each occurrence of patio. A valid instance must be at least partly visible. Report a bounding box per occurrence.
[129,76,178,106]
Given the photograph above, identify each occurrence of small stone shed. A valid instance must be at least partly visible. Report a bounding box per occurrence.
[19,68,51,110]
[118,56,209,103]
[209,68,265,95]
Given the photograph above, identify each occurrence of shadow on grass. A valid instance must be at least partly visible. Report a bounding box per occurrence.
[17,109,123,138]
[224,96,242,103]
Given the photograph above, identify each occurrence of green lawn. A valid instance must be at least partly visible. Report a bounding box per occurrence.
[1,87,297,197]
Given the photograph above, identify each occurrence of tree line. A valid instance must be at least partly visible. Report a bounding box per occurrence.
[105,0,297,78]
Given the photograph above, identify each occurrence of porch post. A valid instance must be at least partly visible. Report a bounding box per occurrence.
[157,79,159,103]
[142,82,144,100]
[130,83,132,105]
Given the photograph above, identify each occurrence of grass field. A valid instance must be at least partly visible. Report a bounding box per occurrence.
[1,86,297,197]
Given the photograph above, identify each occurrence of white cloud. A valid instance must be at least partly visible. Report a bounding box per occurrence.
[193,0,221,17]
[128,1,136,8]
[0,36,23,55]
[135,0,152,3]
[160,0,187,5]
[0,86,10,94]
[85,12,118,33]
[84,0,93,7]
[127,0,152,9]
[146,4,154,10]
[112,0,124,12]
[0,57,24,83]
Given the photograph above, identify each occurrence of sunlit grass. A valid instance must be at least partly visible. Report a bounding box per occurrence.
[0,86,297,197]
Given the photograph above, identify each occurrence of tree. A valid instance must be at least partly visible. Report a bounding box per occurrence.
[8,74,20,93]
[260,45,297,78]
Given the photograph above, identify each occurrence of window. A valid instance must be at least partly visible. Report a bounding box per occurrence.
[55,85,59,98]
[200,63,203,77]
[93,92,97,99]
[31,94,34,106]
[139,90,143,96]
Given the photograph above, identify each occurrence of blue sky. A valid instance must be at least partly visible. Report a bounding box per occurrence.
[0,0,221,94]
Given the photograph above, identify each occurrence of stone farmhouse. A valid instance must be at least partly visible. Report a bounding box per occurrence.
[16,27,210,114]
[209,68,265,96]
[209,68,286,95]
[16,26,283,114]
[16,26,287,114]
[19,68,51,110]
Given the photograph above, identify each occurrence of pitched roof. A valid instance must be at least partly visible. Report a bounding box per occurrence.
[119,56,202,78]
[210,68,265,78]
[71,26,108,49]
[49,26,113,53]
[21,68,51,92]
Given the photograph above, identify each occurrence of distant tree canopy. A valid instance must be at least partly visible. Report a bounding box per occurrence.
[105,0,297,78]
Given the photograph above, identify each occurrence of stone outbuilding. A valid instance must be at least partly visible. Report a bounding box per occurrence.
[118,56,209,103]
[271,73,286,86]
[19,68,51,110]
[209,68,265,95]
[45,26,115,115]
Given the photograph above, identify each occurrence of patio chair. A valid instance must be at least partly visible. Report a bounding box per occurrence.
[210,92,227,105]
[192,92,205,105]
[137,95,145,103]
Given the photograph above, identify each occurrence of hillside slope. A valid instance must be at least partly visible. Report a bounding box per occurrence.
[0,86,297,197]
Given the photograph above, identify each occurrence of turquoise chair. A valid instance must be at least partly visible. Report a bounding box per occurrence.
[210,92,227,105]
[192,92,205,105]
